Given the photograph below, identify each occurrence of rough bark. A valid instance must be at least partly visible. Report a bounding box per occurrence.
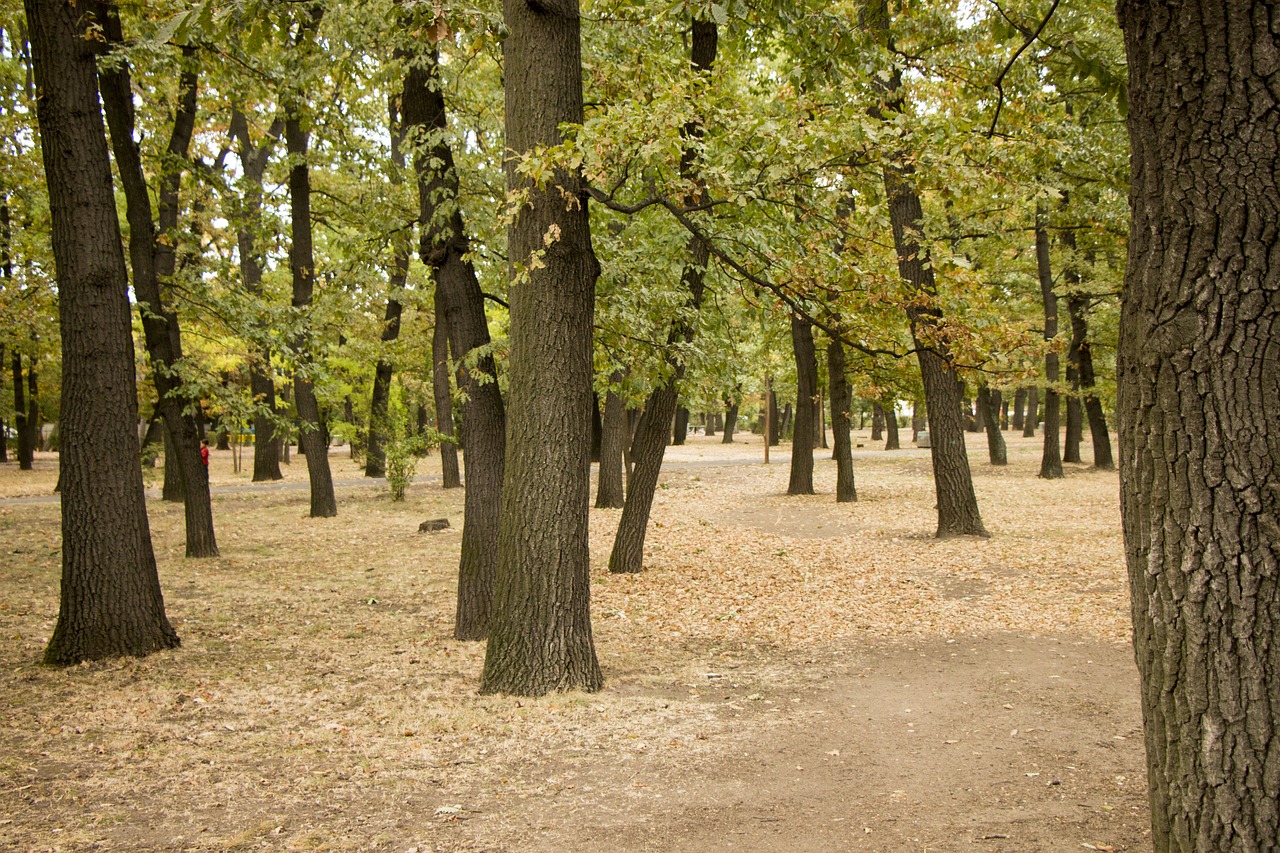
[607,17,716,576]
[431,286,461,488]
[481,0,602,694]
[595,371,626,509]
[95,9,217,556]
[1117,2,1280,848]
[977,384,1007,465]
[285,97,337,518]
[28,0,179,664]
[828,339,856,503]
[401,44,507,640]
[787,314,817,495]
[1035,203,1063,479]
[161,427,183,501]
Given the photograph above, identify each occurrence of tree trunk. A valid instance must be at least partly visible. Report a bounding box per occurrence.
[27,0,179,664]
[1035,203,1063,479]
[432,286,461,488]
[870,401,884,441]
[977,384,1007,465]
[95,11,217,556]
[11,352,33,469]
[606,16,717,577]
[767,389,780,445]
[1068,293,1115,470]
[787,313,817,495]
[1063,386,1084,464]
[911,398,924,442]
[161,427,184,501]
[1012,387,1026,431]
[882,397,901,450]
[481,0,602,694]
[705,410,716,437]
[1022,386,1039,437]
[828,339,856,502]
[1117,2,1280,847]
[285,102,337,518]
[722,398,738,443]
[595,372,626,509]
[672,405,689,446]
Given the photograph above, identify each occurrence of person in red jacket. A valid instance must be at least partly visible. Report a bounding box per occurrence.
[200,439,210,468]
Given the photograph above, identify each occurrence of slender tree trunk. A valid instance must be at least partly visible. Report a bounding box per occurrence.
[767,388,780,445]
[787,313,817,495]
[882,397,900,450]
[828,339,856,502]
[27,0,178,663]
[1022,386,1039,437]
[1036,203,1063,479]
[722,398,738,443]
[11,352,33,469]
[1068,293,1115,470]
[432,286,461,488]
[1118,2,1280,847]
[285,102,337,518]
[402,43,507,640]
[977,384,1007,465]
[595,371,626,509]
[95,13,217,556]
[607,16,717,576]
[481,0,602,694]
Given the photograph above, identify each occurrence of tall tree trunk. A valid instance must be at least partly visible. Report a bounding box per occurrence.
[365,95,410,479]
[481,0,602,694]
[11,352,33,469]
[161,427,184,501]
[672,405,689,446]
[95,13,217,557]
[722,397,738,443]
[1118,2,1279,847]
[787,313,817,495]
[27,0,178,664]
[1012,387,1026,431]
[1022,386,1039,437]
[1067,293,1115,470]
[285,65,337,518]
[1063,383,1083,463]
[882,396,900,450]
[402,43,507,640]
[229,109,285,483]
[432,287,461,488]
[870,401,884,441]
[607,16,717,576]
[767,388,780,445]
[977,384,1007,465]
[911,398,924,442]
[868,0,985,537]
[705,410,716,438]
[1036,203,1063,479]
[595,371,626,509]
[828,339,856,503]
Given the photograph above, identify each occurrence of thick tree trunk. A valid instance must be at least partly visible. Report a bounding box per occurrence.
[1035,204,1063,479]
[977,384,1007,465]
[1022,386,1039,437]
[787,313,817,495]
[1118,2,1280,848]
[705,411,716,438]
[28,0,179,664]
[870,402,884,441]
[828,339,856,502]
[607,16,716,576]
[481,0,602,694]
[1012,387,1026,431]
[672,405,689,446]
[882,397,901,450]
[911,398,924,442]
[595,372,626,509]
[722,398,738,443]
[1063,386,1084,464]
[402,44,507,640]
[161,427,184,501]
[95,13,217,556]
[432,286,461,489]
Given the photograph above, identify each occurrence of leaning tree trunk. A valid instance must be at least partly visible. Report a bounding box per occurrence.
[284,60,337,518]
[1118,2,1280,849]
[28,0,179,664]
[828,338,856,503]
[481,0,602,695]
[787,313,817,495]
[403,43,507,640]
[595,371,626,509]
[431,286,461,489]
[1035,203,1063,479]
[96,17,217,556]
[977,384,1007,465]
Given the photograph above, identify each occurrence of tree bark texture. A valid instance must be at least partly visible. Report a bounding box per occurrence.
[788,314,817,494]
[595,372,626,509]
[11,352,34,469]
[1118,2,1280,848]
[672,405,689,446]
[977,384,1007,465]
[27,0,179,664]
[95,12,217,556]
[285,95,337,518]
[402,44,508,640]
[1035,203,1063,479]
[882,397,901,450]
[828,339,856,503]
[722,398,738,443]
[607,16,716,576]
[432,286,461,489]
[1068,292,1115,470]
[481,0,602,694]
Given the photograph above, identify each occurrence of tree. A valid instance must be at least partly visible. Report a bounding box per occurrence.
[1034,202,1063,479]
[786,313,817,495]
[480,0,602,694]
[26,0,178,664]
[1117,1,1279,848]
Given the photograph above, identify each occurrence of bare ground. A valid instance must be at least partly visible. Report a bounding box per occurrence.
[0,430,1150,851]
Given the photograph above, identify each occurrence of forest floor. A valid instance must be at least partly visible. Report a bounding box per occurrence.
[0,429,1151,852]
